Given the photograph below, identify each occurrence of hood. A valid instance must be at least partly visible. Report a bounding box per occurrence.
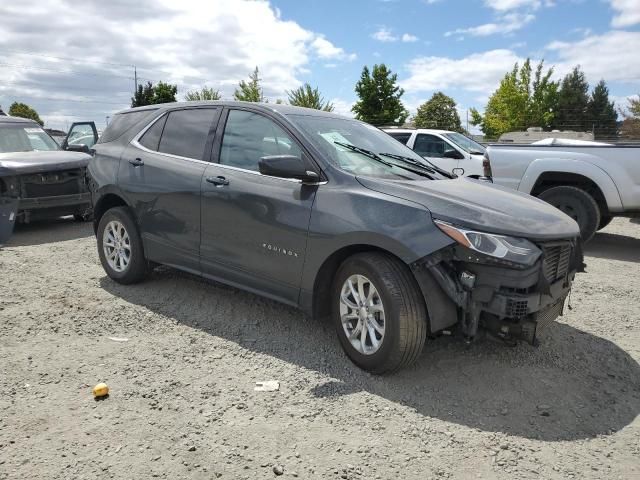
[357,176,580,241]
[0,151,91,175]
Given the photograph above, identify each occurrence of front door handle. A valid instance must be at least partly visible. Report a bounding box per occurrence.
[128,158,144,167]
[206,175,229,186]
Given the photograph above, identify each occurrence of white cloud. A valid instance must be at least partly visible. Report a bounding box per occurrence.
[401,49,523,94]
[311,35,357,61]
[401,33,419,42]
[445,12,534,37]
[330,98,355,117]
[610,0,640,27]
[0,0,354,129]
[371,27,398,42]
[483,0,544,10]
[546,31,640,84]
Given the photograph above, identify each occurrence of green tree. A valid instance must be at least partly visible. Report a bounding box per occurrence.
[587,80,617,139]
[553,66,590,131]
[184,86,221,101]
[8,102,44,126]
[413,92,462,131]
[352,64,408,126]
[131,81,155,107]
[131,81,177,107]
[153,81,178,104]
[286,83,334,111]
[470,59,558,138]
[234,67,264,102]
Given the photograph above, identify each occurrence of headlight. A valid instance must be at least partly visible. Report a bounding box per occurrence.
[434,219,541,266]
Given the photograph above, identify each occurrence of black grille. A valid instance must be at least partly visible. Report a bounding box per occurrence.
[21,170,83,198]
[535,296,566,332]
[506,298,528,317]
[541,243,572,283]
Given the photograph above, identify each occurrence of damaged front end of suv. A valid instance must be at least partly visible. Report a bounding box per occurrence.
[411,220,584,345]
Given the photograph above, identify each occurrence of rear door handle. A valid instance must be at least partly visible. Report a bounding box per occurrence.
[206,176,229,186]
[128,158,144,167]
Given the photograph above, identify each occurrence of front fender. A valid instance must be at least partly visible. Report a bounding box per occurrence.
[300,184,454,294]
[518,158,623,211]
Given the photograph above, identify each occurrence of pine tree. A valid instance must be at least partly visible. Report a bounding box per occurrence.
[234,67,264,102]
[587,80,617,139]
[352,64,408,126]
[413,92,462,131]
[287,84,334,111]
[553,66,590,131]
[131,82,155,107]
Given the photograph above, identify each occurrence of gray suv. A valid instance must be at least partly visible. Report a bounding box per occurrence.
[89,102,583,373]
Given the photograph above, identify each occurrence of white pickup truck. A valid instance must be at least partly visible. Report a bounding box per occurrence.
[488,140,640,241]
[383,128,489,178]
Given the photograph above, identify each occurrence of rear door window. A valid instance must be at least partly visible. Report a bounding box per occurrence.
[157,109,218,160]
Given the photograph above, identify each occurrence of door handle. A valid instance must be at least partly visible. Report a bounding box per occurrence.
[206,175,229,186]
[128,158,144,167]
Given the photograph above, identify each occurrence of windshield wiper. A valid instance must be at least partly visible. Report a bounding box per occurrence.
[334,141,394,168]
[379,152,456,179]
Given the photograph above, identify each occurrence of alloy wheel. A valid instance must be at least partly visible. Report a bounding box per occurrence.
[103,220,131,273]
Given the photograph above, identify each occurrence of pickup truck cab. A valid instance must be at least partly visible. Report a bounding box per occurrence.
[488,140,640,241]
[90,102,582,374]
[383,127,488,178]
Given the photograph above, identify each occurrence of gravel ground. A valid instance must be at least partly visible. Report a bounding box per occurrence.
[1,217,639,480]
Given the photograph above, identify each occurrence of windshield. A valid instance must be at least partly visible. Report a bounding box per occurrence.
[443,132,485,155]
[0,124,60,153]
[288,115,447,180]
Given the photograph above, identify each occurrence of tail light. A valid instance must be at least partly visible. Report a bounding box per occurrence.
[482,154,493,179]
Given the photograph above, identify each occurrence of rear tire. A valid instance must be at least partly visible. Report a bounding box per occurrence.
[538,186,600,242]
[332,252,427,374]
[97,206,148,284]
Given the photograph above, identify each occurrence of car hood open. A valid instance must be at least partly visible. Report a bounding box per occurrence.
[0,151,91,175]
[357,176,580,241]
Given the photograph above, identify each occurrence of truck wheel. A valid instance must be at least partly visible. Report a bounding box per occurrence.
[538,186,600,242]
[598,215,613,231]
[97,206,148,284]
[332,252,427,374]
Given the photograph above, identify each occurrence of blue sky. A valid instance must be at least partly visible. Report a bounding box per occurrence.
[272,0,640,123]
[1,0,639,131]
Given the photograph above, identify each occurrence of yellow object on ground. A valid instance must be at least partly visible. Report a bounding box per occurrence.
[92,383,109,397]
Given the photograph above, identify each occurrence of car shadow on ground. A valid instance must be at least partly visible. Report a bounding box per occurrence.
[585,231,640,262]
[100,267,640,443]
[6,217,93,247]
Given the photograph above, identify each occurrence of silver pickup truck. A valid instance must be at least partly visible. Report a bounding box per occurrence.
[487,140,640,241]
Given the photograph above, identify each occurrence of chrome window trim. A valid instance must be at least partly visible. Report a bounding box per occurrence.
[130,111,326,185]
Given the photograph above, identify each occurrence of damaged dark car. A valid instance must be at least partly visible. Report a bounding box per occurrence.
[0,116,98,224]
[89,102,583,374]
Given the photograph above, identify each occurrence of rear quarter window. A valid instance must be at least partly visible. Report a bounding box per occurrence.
[99,109,158,144]
[388,132,412,145]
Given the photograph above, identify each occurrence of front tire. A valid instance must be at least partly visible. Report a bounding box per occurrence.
[538,186,600,242]
[97,207,148,284]
[332,252,427,374]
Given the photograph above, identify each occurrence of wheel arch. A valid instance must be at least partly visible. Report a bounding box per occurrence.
[518,159,623,213]
[93,192,130,233]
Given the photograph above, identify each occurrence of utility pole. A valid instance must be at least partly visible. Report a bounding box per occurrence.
[134,65,138,94]
[466,109,469,133]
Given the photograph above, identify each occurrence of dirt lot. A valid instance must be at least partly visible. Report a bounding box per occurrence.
[1,218,639,480]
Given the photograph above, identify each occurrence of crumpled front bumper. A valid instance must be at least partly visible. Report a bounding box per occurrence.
[411,238,583,344]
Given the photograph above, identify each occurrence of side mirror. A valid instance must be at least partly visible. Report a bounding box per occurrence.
[65,143,90,154]
[259,155,319,183]
[443,149,464,159]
